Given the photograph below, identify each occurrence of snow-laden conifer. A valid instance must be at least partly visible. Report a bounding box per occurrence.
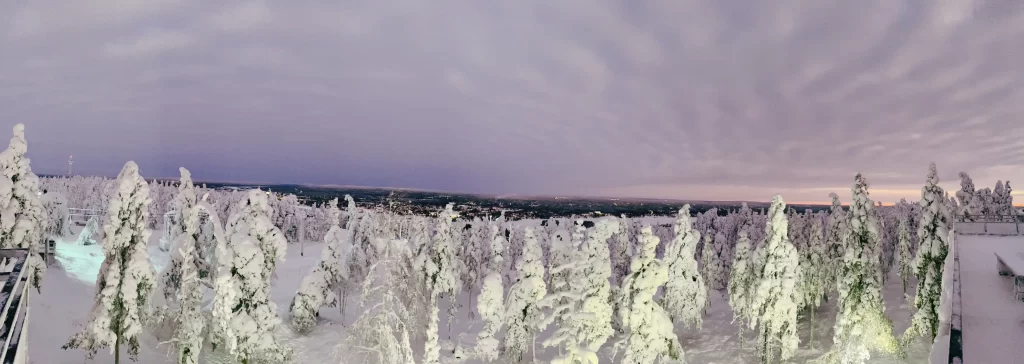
[503,227,546,362]
[704,231,729,291]
[956,172,979,220]
[539,220,591,364]
[798,217,828,348]
[77,215,100,246]
[63,161,157,363]
[613,226,683,363]
[825,193,847,290]
[820,174,898,364]
[903,163,952,344]
[413,203,461,364]
[662,205,706,328]
[475,220,508,361]
[168,200,223,364]
[747,195,801,364]
[0,123,47,290]
[211,190,291,364]
[341,238,416,364]
[896,217,914,297]
[161,168,198,252]
[291,198,352,331]
[728,229,755,324]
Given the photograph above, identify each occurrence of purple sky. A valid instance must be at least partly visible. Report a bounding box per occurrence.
[3,1,1023,203]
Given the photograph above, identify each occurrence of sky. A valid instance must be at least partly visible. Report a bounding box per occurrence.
[3,0,1023,204]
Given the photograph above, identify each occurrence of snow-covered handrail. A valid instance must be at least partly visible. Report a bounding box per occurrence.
[948,237,963,364]
[0,249,31,364]
[954,215,1023,235]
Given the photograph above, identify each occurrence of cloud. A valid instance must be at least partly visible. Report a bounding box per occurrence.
[3,0,1024,203]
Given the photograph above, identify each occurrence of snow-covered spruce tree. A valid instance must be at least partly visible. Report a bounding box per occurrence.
[728,228,756,334]
[341,238,416,364]
[610,220,633,287]
[413,203,461,364]
[956,172,979,221]
[896,217,914,297]
[825,193,847,291]
[538,221,590,363]
[0,123,46,290]
[168,201,223,364]
[746,195,801,364]
[1005,181,1014,215]
[503,227,547,362]
[902,163,951,345]
[461,220,485,319]
[798,217,828,348]
[211,189,291,364]
[63,161,157,363]
[576,219,620,349]
[291,198,351,331]
[704,231,729,291]
[161,168,198,252]
[994,181,1007,218]
[546,228,573,293]
[977,187,993,217]
[613,225,683,363]
[820,174,897,364]
[662,205,707,329]
[77,215,101,245]
[539,219,621,363]
[475,224,506,361]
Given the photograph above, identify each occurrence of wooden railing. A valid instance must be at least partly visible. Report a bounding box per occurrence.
[948,237,963,364]
[0,249,30,364]
[954,214,1023,235]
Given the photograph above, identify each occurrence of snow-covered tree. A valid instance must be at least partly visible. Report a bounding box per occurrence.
[1005,181,1014,216]
[77,215,101,246]
[798,217,828,347]
[977,187,993,217]
[820,174,897,364]
[825,193,847,290]
[476,220,508,361]
[211,190,291,364]
[956,172,979,221]
[503,227,547,362]
[291,198,352,331]
[540,218,620,363]
[161,168,198,252]
[168,200,223,364]
[63,161,157,363]
[662,205,707,329]
[903,163,952,344]
[461,220,485,318]
[413,203,461,364]
[41,189,71,239]
[728,228,756,328]
[613,225,684,363]
[896,217,914,296]
[748,195,802,364]
[0,123,46,290]
[342,238,416,364]
[993,181,1007,217]
[704,231,729,291]
[476,271,504,361]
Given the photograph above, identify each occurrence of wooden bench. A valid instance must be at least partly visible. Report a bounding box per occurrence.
[994,251,1024,301]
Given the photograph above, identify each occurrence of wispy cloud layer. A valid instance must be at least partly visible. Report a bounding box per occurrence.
[3,0,1022,202]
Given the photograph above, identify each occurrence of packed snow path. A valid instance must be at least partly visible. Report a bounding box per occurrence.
[957,234,1024,363]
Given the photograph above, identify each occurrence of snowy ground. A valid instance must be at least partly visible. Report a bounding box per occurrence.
[31,224,933,364]
[956,234,1024,363]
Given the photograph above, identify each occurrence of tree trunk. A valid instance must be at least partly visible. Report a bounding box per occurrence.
[114,336,120,364]
[810,306,815,349]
